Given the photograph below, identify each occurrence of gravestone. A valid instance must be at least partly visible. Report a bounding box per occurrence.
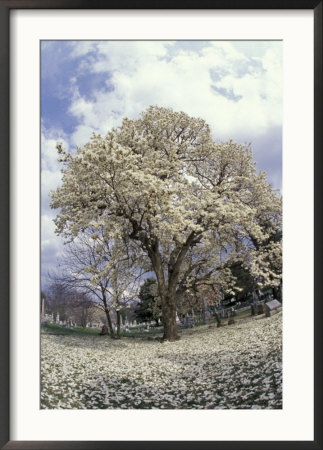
[265,299,282,317]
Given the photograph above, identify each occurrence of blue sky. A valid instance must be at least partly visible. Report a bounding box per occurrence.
[41,40,282,288]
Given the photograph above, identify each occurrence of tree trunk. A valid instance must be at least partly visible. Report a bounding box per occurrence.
[104,308,115,338]
[81,306,88,329]
[214,312,221,328]
[116,310,121,339]
[161,294,180,341]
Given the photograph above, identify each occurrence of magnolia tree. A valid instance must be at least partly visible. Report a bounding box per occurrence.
[51,106,282,341]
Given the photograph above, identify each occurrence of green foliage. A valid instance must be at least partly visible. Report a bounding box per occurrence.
[41,322,100,336]
[225,260,254,300]
[135,278,162,324]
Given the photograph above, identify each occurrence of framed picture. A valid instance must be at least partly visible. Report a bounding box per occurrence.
[1,2,322,449]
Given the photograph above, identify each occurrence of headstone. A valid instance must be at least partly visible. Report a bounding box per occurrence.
[265,299,282,317]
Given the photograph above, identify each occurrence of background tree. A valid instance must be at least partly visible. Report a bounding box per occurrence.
[68,291,96,329]
[51,229,145,338]
[45,281,97,328]
[135,278,162,326]
[45,280,70,322]
[234,192,282,298]
[222,259,254,301]
[51,106,282,341]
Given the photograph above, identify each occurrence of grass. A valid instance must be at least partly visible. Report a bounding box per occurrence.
[41,322,164,339]
[41,323,101,336]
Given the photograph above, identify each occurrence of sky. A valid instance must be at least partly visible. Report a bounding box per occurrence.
[41,40,282,289]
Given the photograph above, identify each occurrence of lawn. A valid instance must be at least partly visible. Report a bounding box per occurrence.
[42,322,101,336]
[41,312,282,409]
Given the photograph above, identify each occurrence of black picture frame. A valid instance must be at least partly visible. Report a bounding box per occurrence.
[0,1,322,449]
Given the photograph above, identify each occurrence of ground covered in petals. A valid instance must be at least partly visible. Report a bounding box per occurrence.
[41,312,282,409]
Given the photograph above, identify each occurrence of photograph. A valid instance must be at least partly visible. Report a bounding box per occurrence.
[40,40,283,410]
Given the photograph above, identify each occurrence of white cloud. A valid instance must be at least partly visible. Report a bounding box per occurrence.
[41,130,67,210]
[66,41,282,145]
[41,214,59,249]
